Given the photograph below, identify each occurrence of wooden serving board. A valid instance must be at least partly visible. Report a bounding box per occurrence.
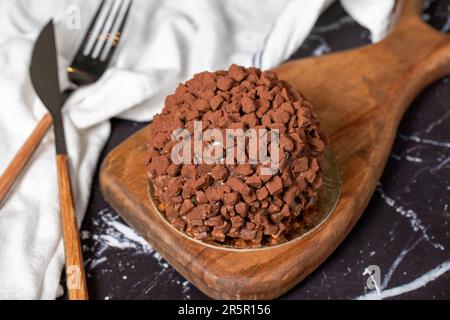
[100,0,450,299]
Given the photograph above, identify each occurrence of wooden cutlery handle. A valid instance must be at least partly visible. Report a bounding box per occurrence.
[0,113,53,206]
[56,155,89,300]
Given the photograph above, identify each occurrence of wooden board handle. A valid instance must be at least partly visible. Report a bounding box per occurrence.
[56,155,89,300]
[0,113,53,206]
[385,0,450,117]
[394,0,424,25]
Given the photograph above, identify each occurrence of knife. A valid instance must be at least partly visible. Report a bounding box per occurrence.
[29,20,88,300]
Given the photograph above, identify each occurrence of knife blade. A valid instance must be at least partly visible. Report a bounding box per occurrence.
[29,20,88,300]
[29,20,66,155]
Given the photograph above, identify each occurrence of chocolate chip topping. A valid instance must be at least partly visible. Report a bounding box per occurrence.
[147,64,327,248]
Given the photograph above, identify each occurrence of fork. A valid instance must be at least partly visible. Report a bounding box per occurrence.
[0,0,132,206]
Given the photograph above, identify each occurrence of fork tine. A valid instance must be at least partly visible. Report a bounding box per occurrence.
[73,0,107,58]
[67,0,132,85]
[95,0,126,61]
[114,0,133,43]
[100,0,132,62]
[87,0,116,57]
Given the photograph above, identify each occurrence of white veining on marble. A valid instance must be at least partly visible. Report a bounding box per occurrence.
[364,101,449,298]
[82,208,153,266]
[144,268,170,294]
[430,156,450,173]
[441,5,450,32]
[90,256,108,270]
[425,111,449,133]
[82,208,193,298]
[376,184,444,250]
[312,16,354,33]
[381,237,423,290]
[309,35,331,56]
[356,259,450,300]
[405,155,423,163]
[398,134,450,149]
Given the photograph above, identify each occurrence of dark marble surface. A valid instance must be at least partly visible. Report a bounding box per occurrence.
[79,1,450,300]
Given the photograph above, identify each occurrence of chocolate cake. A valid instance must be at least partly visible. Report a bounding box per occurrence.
[146,64,328,248]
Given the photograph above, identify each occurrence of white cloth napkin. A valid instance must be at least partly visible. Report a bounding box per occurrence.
[0,0,394,299]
